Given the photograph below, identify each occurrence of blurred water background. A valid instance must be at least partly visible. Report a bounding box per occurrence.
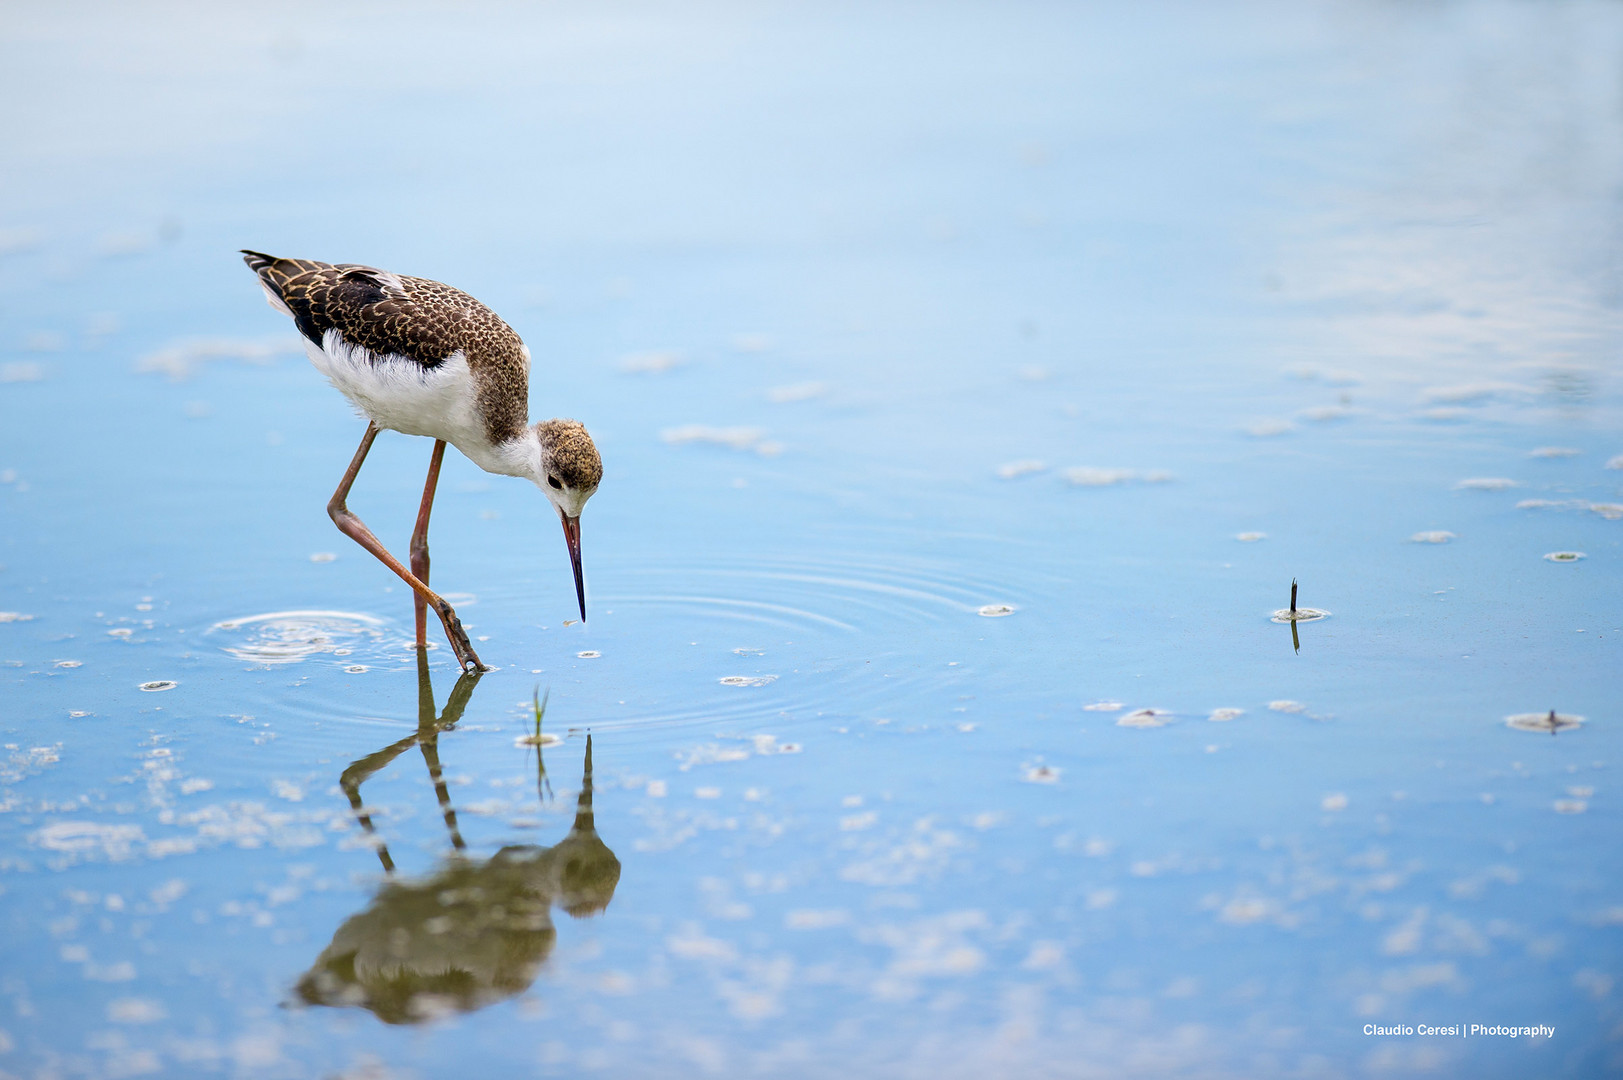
[2,2,1621,1077]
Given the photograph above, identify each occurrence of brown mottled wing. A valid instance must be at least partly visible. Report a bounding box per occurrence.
[241,251,531,444]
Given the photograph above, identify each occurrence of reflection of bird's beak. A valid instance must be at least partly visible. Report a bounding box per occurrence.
[560,511,585,621]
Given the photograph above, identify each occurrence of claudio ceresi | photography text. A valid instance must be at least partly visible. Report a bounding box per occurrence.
[1365,1024,1557,1039]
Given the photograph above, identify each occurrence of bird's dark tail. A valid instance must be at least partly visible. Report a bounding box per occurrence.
[240,250,334,289]
[242,250,302,317]
[240,249,277,273]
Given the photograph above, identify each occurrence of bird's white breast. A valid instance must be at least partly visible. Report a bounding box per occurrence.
[307,330,486,449]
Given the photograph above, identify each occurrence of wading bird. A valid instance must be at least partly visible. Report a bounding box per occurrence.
[242,252,601,671]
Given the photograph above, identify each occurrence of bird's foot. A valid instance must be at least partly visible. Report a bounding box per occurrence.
[436,604,486,672]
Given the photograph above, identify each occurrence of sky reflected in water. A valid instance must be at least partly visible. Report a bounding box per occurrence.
[2,2,1621,1077]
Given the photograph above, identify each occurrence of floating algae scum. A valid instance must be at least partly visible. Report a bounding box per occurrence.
[1,4,1621,1078]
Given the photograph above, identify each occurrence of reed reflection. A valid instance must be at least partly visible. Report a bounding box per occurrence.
[296,655,620,1024]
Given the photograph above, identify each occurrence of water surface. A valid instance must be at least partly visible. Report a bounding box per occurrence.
[2,3,1621,1077]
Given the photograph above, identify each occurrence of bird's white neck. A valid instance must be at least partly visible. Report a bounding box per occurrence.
[463,430,540,482]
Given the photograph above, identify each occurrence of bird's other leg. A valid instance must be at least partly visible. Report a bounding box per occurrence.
[409,440,447,650]
[327,424,487,672]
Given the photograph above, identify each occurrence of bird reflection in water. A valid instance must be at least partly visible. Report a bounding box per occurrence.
[295,654,620,1024]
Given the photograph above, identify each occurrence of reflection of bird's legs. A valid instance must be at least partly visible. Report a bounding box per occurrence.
[335,654,484,871]
[328,423,483,671]
[409,440,447,650]
[340,731,418,874]
[417,649,481,852]
[420,734,466,852]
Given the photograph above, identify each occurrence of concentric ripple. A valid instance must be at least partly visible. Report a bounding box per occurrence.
[208,610,390,666]
[545,553,1035,735]
[598,552,1024,636]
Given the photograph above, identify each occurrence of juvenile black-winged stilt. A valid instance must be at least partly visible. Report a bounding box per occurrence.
[242,251,601,672]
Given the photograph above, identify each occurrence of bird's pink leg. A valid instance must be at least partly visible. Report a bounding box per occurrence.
[409,440,447,650]
[328,424,486,672]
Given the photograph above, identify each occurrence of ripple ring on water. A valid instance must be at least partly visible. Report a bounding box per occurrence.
[208,610,388,665]
[1505,711,1584,734]
[515,732,563,748]
[1271,608,1329,623]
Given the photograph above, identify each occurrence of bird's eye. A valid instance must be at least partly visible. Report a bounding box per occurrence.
[547,475,563,490]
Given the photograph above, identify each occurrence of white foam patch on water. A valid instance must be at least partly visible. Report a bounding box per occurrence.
[1518,500,1623,520]
[33,821,146,860]
[1117,709,1172,728]
[766,381,828,403]
[661,425,783,456]
[514,732,562,748]
[1269,700,1307,714]
[677,745,753,769]
[2,745,60,785]
[786,909,850,930]
[1505,712,1583,734]
[1607,454,1623,470]
[1083,701,1124,712]
[137,681,176,692]
[620,350,684,374]
[135,336,301,379]
[1543,551,1585,562]
[750,734,800,754]
[719,675,776,687]
[1246,419,1295,437]
[1410,531,1456,543]
[1208,708,1244,722]
[1236,532,1266,542]
[1271,608,1329,623]
[1529,446,1581,458]
[996,459,1047,480]
[577,650,602,659]
[1,362,45,383]
[977,604,1016,617]
[0,612,34,623]
[107,998,166,1024]
[209,610,388,665]
[308,552,336,563]
[1060,467,1173,486]
[1454,477,1519,491]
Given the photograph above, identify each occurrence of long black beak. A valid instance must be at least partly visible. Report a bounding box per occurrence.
[560,512,586,621]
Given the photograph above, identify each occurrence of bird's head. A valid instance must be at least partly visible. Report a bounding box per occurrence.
[531,419,601,621]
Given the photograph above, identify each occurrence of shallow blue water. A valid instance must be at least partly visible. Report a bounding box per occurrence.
[3,2,1622,1077]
